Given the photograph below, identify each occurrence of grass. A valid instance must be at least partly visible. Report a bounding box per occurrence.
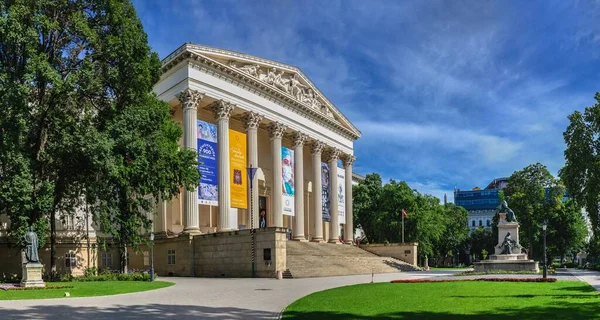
[282,281,600,320]
[0,281,173,300]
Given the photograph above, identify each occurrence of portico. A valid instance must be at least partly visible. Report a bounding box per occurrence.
[152,44,361,245]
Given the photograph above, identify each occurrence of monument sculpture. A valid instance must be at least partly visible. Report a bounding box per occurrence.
[474,198,539,272]
[20,227,45,288]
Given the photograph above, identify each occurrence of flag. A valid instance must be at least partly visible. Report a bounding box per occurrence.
[402,209,407,217]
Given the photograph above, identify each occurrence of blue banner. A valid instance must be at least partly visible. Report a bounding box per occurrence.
[197,120,218,206]
[321,162,331,222]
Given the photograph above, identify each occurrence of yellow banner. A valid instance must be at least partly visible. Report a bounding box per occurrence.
[229,129,247,209]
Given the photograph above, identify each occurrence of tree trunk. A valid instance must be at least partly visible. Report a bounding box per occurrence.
[528,229,534,260]
[50,210,56,280]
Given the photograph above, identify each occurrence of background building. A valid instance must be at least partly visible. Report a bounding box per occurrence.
[454,177,508,230]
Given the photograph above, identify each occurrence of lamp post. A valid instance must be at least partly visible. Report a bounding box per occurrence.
[149,232,155,282]
[247,165,258,278]
[542,222,547,279]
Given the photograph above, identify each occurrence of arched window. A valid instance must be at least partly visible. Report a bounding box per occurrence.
[487,220,491,227]
[479,220,483,227]
[472,220,476,227]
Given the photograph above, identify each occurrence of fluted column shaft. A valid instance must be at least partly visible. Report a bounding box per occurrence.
[328,149,340,243]
[343,155,356,244]
[292,133,307,241]
[268,122,286,228]
[243,112,262,229]
[212,101,235,232]
[310,141,325,242]
[178,89,203,233]
[154,194,168,235]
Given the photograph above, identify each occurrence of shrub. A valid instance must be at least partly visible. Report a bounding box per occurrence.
[551,262,561,268]
[562,262,577,268]
[58,270,156,282]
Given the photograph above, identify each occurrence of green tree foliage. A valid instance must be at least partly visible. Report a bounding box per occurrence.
[546,199,588,262]
[353,174,468,264]
[504,163,558,259]
[0,0,199,276]
[468,227,495,261]
[560,93,600,252]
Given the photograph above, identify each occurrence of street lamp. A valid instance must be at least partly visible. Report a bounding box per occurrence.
[149,232,155,282]
[542,222,547,279]
[247,165,259,278]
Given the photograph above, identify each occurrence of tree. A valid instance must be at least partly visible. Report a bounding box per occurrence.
[353,174,468,265]
[468,227,494,261]
[560,93,600,254]
[547,199,588,263]
[0,0,199,277]
[504,163,557,259]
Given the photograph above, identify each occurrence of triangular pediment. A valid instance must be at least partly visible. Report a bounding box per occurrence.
[162,44,360,139]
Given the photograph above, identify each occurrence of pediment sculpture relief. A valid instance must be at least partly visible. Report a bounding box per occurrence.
[228,60,333,118]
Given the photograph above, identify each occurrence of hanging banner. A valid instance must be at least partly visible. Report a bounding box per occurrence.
[229,129,247,209]
[337,166,345,221]
[282,147,295,216]
[321,162,331,222]
[197,120,218,206]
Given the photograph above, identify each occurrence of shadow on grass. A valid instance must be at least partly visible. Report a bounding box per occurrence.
[283,300,600,319]
[0,304,275,319]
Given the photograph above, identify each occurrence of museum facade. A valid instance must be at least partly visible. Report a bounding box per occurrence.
[0,43,361,279]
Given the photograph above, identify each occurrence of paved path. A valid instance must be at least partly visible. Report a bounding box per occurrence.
[0,271,453,320]
[567,268,600,290]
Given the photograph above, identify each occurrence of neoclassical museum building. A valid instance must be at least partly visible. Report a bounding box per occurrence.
[0,44,362,278]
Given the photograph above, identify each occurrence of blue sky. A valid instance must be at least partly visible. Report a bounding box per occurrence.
[133,0,600,202]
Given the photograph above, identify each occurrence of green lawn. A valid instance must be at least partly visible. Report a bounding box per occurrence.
[283,281,600,320]
[0,281,173,300]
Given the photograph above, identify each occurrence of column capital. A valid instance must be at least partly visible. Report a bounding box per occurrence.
[326,148,340,162]
[342,154,356,168]
[308,140,325,155]
[177,88,204,110]
[242,111,263,131]
[292,132,308,148]
[267,122,286,139]
[210,100,235,120]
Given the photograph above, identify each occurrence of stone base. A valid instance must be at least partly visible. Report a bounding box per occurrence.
[20,263,45,288]
[474,259,539,272]
[489,254,529,261]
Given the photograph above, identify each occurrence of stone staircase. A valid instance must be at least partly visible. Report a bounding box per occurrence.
[286,241,421,278]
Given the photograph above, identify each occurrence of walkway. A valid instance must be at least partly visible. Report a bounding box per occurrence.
[0,271,452,320]
[567,268,600,291]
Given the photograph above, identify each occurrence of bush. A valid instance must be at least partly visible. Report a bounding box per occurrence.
[58,270,156,282]
[562,262,577,268]
[551,262,561,268]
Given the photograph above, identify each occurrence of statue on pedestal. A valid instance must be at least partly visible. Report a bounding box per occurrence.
[24,226,39,263]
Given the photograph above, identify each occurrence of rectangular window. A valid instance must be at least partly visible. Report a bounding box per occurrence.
[65,252,76,268]
[143,251,149,267]
[167,249,176,265]
[101,252,113,268]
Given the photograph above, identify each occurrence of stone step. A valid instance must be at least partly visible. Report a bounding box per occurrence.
[282,269,293,279]
[285,241,420,278]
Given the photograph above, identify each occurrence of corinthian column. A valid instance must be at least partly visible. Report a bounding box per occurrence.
[309,140,325,242]
[327,148,340,243]
[342,155,356,244]
[243,111,263,229]
[268,122,286,228]
[211,100,235,232]
[292,132,307,241]
[177,88,204,234]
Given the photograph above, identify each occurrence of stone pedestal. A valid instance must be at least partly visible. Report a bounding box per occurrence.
[20,263,45,288]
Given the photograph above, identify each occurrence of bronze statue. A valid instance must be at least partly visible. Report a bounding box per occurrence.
[498,232,517,254]
[497,196,518,223]
[24,226,39,263]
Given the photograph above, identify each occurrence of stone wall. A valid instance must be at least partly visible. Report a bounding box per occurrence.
[360,243,418,266]
[192,227,286,278]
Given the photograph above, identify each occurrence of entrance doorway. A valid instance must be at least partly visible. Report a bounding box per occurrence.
[259,196,267,229]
